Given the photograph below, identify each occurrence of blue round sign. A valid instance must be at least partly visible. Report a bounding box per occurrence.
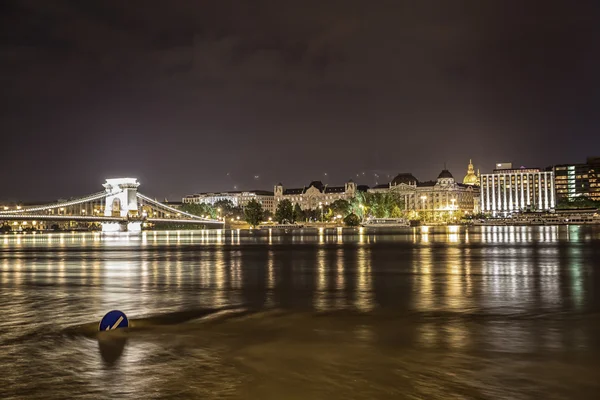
[99,310,129,331]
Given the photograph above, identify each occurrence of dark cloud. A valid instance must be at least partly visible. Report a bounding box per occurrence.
[1,0,599,200]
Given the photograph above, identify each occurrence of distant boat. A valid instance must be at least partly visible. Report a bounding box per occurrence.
[257,223,304,230]
[362,218,410,228]
[472,219,507,226]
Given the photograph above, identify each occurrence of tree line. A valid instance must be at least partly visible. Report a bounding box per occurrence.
[177,192,412,228]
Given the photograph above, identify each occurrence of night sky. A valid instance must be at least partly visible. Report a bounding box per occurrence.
[1,1,599,201]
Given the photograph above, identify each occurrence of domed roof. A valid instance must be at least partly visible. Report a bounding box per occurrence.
[463,174,478,185]
[391,173,418,186]
[462,159,479,185]
[437,169,454,179]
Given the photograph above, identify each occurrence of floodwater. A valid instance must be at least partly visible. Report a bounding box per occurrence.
[1,226,599,399]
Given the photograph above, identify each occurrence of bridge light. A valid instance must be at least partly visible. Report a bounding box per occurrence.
[32,221,37,226]
[3,207,8,210]
[16,206,21,210]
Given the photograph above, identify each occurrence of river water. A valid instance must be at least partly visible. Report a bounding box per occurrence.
[1,226,599,399]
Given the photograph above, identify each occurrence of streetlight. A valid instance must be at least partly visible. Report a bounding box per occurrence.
[420,196,427,222]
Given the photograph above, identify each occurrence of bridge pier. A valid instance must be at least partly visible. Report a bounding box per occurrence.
[127,221,142,233]
[101,221,142,233]
[101,222,126,233]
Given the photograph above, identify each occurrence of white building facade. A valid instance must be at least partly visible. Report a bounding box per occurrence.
[274,181,358,210]
[480,168,555,216]
[183,191,275,213]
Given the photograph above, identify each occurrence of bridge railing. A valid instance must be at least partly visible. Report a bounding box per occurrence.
[0,214,123,222]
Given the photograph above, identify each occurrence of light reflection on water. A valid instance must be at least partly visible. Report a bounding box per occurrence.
[1,226,600,399]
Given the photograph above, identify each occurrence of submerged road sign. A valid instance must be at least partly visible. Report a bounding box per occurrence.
[99,310,129,331]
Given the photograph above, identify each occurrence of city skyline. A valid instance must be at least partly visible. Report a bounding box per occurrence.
[0,155,595,203]
[1,1,599,201]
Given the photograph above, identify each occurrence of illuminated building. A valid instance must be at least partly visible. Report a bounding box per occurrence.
[369,168,479,214]
[552,157,600,202]
[480,164,555,216]
[274,180,364,210]
[462,159,480,186]
[182,190,275,213]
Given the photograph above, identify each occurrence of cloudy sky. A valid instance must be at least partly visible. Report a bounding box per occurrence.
[1,0,599,200]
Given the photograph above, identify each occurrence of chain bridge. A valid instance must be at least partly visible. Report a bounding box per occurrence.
[0,178,222,232]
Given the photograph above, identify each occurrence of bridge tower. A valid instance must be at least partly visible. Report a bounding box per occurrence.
[102,178,141,233]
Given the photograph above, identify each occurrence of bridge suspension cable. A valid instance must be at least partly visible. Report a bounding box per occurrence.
[0,191,111,215]
[136,193,218,222]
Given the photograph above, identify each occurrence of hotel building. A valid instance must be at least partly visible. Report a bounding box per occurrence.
[274,180,364,210]
[480,163,555,216]
[552,157,600,202]
[369,162,480,215]
[182,190,276,213]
